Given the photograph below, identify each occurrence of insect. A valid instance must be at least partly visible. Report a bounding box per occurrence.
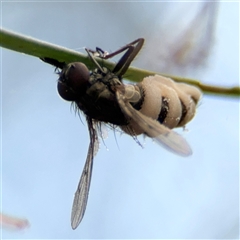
[41,38,202,229]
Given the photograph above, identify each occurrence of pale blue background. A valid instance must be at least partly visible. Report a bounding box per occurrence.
[1,2,239,239]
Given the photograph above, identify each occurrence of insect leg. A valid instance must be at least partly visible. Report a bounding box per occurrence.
[101,38,144,60]
[87,47,109,58]
[85,48,105,73]
[87,38,144,77]
[111,38,144,77]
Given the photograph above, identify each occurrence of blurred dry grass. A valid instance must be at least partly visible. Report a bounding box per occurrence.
[142,2,219,76]
[0,213,29,231]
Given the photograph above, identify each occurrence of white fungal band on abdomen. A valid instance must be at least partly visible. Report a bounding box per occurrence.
[122,75,202,135]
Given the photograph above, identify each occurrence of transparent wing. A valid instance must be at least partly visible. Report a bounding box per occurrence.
[71,117,99,229]
[116,91,192,157]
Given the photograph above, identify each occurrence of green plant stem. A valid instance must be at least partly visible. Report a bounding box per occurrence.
[1,28,239,97]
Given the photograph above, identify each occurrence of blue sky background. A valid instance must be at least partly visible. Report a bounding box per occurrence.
[1,2,239,239]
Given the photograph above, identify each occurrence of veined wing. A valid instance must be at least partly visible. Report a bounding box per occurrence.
[71,117,99,229]
[116,91,192,157]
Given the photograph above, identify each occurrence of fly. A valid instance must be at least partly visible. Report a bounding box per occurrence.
[41,38,201,229]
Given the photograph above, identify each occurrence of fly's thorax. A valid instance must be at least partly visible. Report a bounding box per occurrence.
[90,67,108,81]
[85,80,114,102]
[90,67,122,86]
[75,67,128,125]
[87,67,123,102]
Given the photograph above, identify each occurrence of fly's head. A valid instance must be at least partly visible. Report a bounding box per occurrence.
[58,62,90,101]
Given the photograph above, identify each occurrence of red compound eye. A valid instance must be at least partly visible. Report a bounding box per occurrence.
[57,62,90,101]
